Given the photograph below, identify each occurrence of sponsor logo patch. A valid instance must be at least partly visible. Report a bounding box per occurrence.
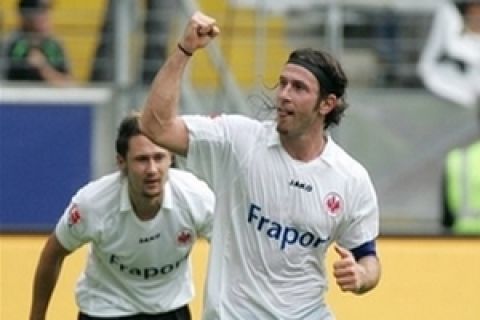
[67,204,82,227]
[110,253,188,279]
[289,179,313,192]
[248,203,329,250]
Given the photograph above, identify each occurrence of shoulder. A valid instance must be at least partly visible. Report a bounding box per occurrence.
[74,172,122,209]
[4,31,29,53]
[168,169,213,195]
[222,114,266,132]
[4,31,26,43]
[328,139,371,183]
[168,169,214,210]
[183,114,263,132]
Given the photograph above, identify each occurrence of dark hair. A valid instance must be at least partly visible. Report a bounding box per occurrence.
[455,1,479,16]
[19,0,50,14]
[115,113,142,159]
[115,113,177,167]
[287,48,349,129]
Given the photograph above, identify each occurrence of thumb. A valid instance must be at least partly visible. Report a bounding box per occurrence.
[334,245,351,258]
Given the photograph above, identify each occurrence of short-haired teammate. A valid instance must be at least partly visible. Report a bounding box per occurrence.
[29,113,214,320]
[140,11,381,320]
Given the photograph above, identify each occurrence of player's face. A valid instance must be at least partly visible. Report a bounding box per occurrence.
[465,4,480,33]
[275,64,323,137]
[118,135,172,201]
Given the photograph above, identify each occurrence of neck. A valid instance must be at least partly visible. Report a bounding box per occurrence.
[129,191,162,221]
[281,133,327,162]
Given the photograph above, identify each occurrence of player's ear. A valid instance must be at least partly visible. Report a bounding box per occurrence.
[318,93,337,115]
[117,154,126,171]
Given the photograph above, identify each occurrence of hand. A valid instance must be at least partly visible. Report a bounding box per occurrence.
[332,245,366,294]
[179,11,220,55]
[27,48,48,69]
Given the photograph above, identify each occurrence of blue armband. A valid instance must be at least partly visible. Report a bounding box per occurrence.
[351,240,377,261]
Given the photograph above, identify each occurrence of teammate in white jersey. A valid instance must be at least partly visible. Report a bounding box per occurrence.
[29,113,214,320]
[140,11,381,320]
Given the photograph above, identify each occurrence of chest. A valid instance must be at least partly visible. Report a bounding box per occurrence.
[94,211,196,265]
[242,148,349,236]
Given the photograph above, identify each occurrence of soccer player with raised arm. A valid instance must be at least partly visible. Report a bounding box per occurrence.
[140,11,381,320]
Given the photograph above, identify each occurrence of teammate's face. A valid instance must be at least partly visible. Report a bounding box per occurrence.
[118,135,171,202]
[275,64,323,137]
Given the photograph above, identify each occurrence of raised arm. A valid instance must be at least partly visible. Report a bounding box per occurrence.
[29,234,71,320]
[139,11,220,156]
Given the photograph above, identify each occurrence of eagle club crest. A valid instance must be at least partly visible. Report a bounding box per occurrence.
[176,229,193,246]
[67,204,82,227]
[324,192,343,216]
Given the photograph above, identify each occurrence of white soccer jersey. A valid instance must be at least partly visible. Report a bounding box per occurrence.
[182,114,379,320]
[55,169,214,317]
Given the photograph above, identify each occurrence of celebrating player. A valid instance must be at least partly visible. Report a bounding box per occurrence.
[140,11,381,320]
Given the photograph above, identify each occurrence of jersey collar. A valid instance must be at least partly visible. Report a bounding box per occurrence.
[265,123,337,166]
[119,175,174,213]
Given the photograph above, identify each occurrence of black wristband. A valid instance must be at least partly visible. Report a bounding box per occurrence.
[177,43,193,57]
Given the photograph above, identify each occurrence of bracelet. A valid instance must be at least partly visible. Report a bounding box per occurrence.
[177,43,193,57]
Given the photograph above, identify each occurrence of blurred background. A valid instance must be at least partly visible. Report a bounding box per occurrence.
[1,0,478,235]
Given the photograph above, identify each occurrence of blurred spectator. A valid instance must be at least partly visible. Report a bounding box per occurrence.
[417,0,480,108]
[441,139,480,234]
[425,1,480,234]
[2,0,72,86]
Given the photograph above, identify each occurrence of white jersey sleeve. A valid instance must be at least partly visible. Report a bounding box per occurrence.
[193,180,215,241]
[336,168,379,250]
[169,169,216,241]
[55,188,100,251]
[181,114,261,191]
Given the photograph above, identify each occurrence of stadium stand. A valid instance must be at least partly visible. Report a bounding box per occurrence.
[0,0,106,82]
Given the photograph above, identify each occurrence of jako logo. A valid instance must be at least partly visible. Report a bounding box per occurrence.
[289,179,313,192]
[139,232,161,244]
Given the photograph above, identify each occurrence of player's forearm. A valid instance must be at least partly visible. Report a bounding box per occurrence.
[355,255,381,295]
[29,244,66,319]
[140,46,190,141]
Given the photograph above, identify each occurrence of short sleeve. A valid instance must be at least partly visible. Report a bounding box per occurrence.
[182,114,262,191]
[336,173,379,250]
[181,115,230,188]
[55,193,97,251]
[193,179,215,241]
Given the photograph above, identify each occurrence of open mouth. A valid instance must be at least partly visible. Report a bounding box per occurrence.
[277,109,294,117]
